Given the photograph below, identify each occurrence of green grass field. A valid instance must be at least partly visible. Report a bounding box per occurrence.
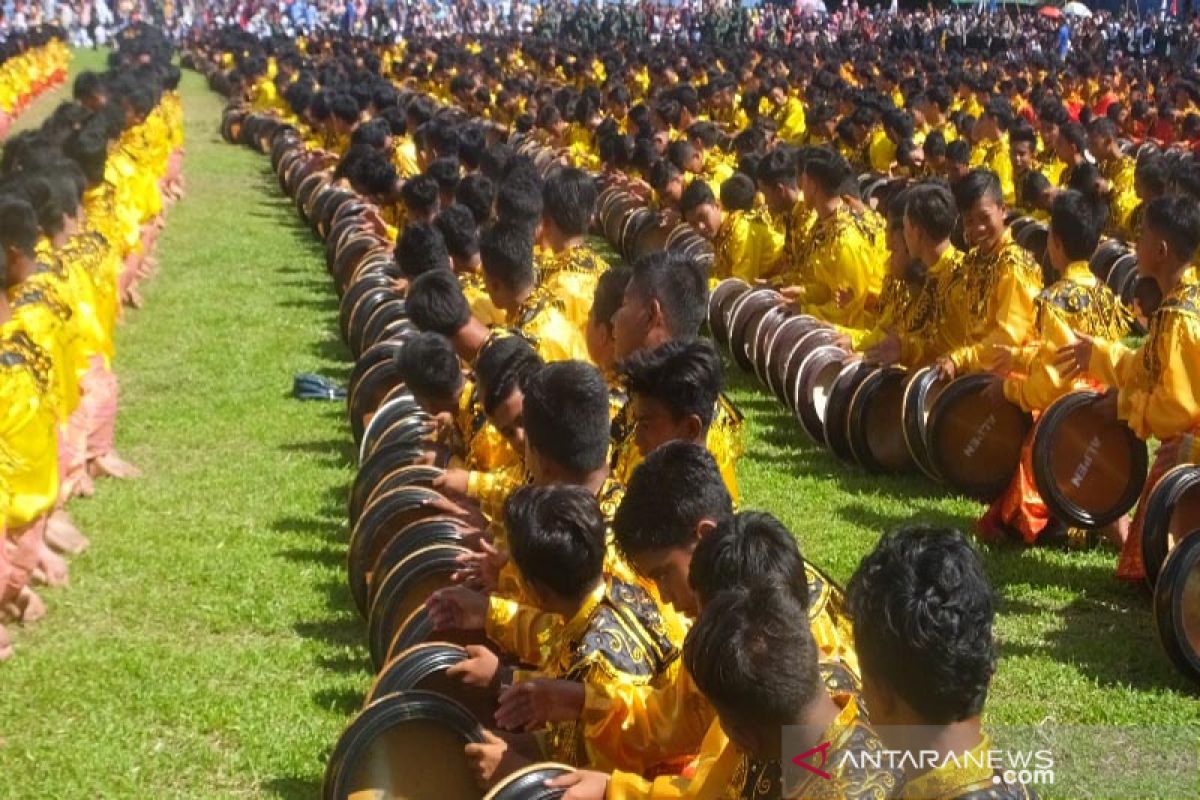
[0,51,1196,799]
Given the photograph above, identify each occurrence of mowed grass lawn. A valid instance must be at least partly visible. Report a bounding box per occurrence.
[0,51,1196,799]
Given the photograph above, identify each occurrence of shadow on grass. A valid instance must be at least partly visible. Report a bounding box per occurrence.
[280,438,358,470]
[314,686,368,716]
[264,777,322,800]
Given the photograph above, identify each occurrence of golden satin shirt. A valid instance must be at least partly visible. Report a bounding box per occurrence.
[712,209,784,285]
[1090,271,1200,441]
[1003,261,1130,412]
[537,245,608,335]
[796,206,887,332]
[0,324,59,528]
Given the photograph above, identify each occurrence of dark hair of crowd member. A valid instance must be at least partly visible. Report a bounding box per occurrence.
[17,175,66,238]
[904,181,957,242]
[394,222,450,278]
[0,195,40,257]
[405,268,470,337]
[719,174,757,213]
[591,265,632,329]
[479,221,535,293]
[846,526,997,724]
[495,175,544,228]
[628,249,708,340]
[542,167,596,237]
[1144,194,1200,263]
[475,334,543,416]
[613,441,732,558]
[427,157,462,196]
[73,71,106,105]
[434,204,480,261]
[619,339,723,431]
[479,142,514,182]
[1050,189,1105,264]
[458,126,486,171]
[505,485,607,602]
[350,118,390,150]
[945,139,972,167]
[1136,153,1169,200]
[755,147,797,188]
[924,131,948,160]
[648,159,682,194]
[1009,124,1038,152]
[1020,171,1052,209]
[684,585,821,730]
[521,360,611,476]
[400,174,439,217]
[456,173,496,226]
[801,147,851,197]
[688,511,809,609]
[952,168,1005,212]
[679,179,715,215]
[395,331,464,403]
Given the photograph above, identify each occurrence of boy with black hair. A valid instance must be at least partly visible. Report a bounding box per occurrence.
[1008,124,1039,196]
[495,174,544,229]
[982,190,1129,547]
[456,173,496,226]
[480,221,589,363]
[1056,194,1200,581]
[680,175,782,285]
[610,250,708,361]
[1087,117,1139,238]
[537,167,607,332]
[935,169,1041,380]
[683,586,894,800]
[404,269,493,364]
[427,156,462,208]
[756,147,815,295]
[944,139,973,184]
[397,173,440,227]
[586,266,633,382]
[847,526,1034,799]
[857,184,948,367]
[796,147,886,331]
[394,331,514,476]
[393,221,450,279]
[648,159,685,212]
[1019,170,1057,220]
[971,99,1015,204]
[435,203,502,326]
[459,485,683,782]
[615,339,738,502]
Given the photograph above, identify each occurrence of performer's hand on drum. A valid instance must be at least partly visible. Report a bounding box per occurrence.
[447,644,501,689]
[1053,333,1094,380]
[495,678,586,732]
[453,538,507,589]
[546,769,611,800]
[778,284,806,304]
[426,585,488,631]
[864,332,900,366]
[935,355,957,381]
[464,728,510,788]
[435,467,471,496]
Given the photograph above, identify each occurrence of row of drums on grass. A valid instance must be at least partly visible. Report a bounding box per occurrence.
[710,277,1200,687]
[219,104,579,798]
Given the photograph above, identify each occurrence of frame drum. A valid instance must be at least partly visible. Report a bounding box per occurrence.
[1031,391,1148,529]
[321,691,484,800]
[1141,464,1200,586]
[847,366,915,474]
[1153,533,1200,687]
[926,374,1032,501]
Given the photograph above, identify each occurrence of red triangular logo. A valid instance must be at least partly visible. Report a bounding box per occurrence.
[791,741,833,780]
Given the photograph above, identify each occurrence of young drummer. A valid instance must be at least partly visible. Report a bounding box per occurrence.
[536,168,608,334]
[847,526,1036,799]
[934,169,1042,380]
[616,340,740,503]
[981,190,1130,546]
[680,174,782,285]
[860,183,957,366]
[1056,194,1200,581]
[458,485,683,783]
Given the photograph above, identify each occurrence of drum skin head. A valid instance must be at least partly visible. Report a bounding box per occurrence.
[780,328,841,414]
[926,374,1032,501]
[484,763,577,800]
[1142,465,1200,586]
[763,316,818,402]
[847,366,914,474]
[1031,390,1148,529]
[369,518,465,609]
[368,545,472,670]
[1089,239,1129,283]
[792,346,850,443]
[1153,532,1200,688]
[368,642,498,725]
[749,305,792,385]
[354,464,444,528]
[321,690,485,800]
[707,279,751,348]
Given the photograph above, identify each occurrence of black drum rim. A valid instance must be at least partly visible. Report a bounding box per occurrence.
[763,315,814,400]
[354,464,445,527]
[846,365,912,474]
[349,485,448,617]
[791,344,849,442]
[706,278,751,348]
[1152,532,1200,687]
[1142,464,1200,586]
[322,690,485,800]
[901,366,947,482]
[366,642,469,707]
[1031,390,1149,529]
[749,306,792,385]
[822,358,873,464]
[483,763,577,800]
[367,544,471,670]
